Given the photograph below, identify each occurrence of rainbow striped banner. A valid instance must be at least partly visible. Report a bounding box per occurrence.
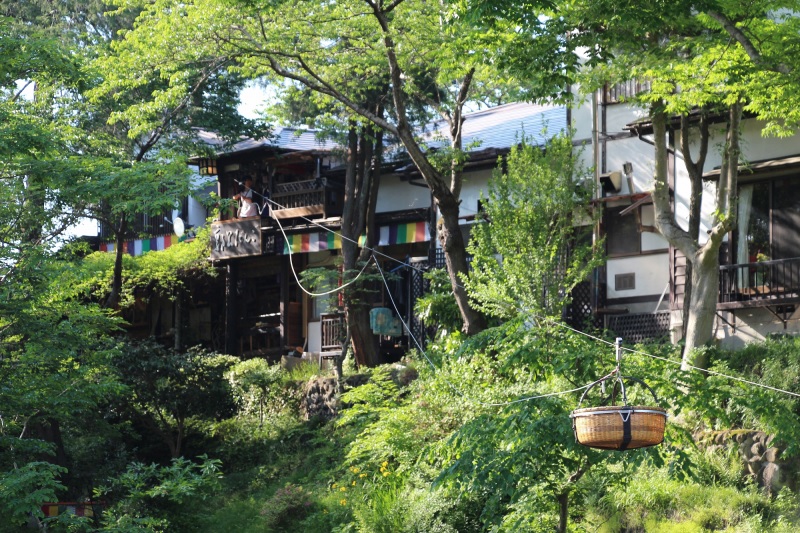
[378,221,428,246]
[283,231,342,254]
[99,234,186,256]
[283,221,429,254]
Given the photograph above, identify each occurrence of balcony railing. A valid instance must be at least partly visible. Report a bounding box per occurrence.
[718,258,800,309]
[271,179,342,220]
[320,312,345,355]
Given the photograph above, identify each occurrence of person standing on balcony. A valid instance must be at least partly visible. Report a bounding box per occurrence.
[234,176,259,218]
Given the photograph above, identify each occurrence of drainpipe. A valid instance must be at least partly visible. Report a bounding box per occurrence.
[592,90,602,315]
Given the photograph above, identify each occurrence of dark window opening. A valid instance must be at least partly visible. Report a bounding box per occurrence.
[605,206,641,256]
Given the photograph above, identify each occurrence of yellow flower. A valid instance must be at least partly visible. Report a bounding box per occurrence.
[339,486,347,492]
[350,467,360,474]
[331,483,338,489]
[352,481,357,486]
[359,473,367,479]
[340,499,347,506]
[383,471,390,477]
[381,461,389,468]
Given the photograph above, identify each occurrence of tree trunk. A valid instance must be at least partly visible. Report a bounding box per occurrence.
[105,215,127,309]
[346,304,379,366]
[340,123,382,367]
[437,199,486,335]
[680,103,741,364]
[557,492,569,533]
[679,113,709,340]
[174,292,183,351]
[682,246,720,369]
[649,103,741,367]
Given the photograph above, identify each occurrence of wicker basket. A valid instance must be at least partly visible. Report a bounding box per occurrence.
[570,405,667,450]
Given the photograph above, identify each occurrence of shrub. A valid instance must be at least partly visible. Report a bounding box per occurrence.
[260,483,314,530]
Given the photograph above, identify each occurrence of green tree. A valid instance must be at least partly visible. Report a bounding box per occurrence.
[226,358,282,426]
[93,0,549,336]
[463,0,800,366]
[465,132,601,320]
[110,340,238,458]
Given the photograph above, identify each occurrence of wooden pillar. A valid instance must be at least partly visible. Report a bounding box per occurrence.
[280,254,290,351]
[225,262,238,356]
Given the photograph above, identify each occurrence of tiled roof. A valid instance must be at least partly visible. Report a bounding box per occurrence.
[201,102,565,157]
[422,102,567,151]
[200,127,338,155]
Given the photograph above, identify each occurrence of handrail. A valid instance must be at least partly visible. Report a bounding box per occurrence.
[718,257,800,304]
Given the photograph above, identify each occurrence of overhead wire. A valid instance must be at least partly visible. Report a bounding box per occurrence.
[232,182,800,404]
[272,212,375,298]
[371,251,596,407]
[537,315,800,399]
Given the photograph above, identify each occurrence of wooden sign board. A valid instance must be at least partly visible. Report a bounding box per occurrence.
[211,219,261,259]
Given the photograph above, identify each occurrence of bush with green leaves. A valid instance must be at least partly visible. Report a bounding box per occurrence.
[413,268,464,337]
[110,339,239,458]
[711,335,800,456]
[592,459,799,532]
[95,455,223,532]
[259,482,315,530]
[226,358,284,426]
[466,132,602,319]
[0,462,66,531]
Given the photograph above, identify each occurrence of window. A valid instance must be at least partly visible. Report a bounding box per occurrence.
[736,177,800,263]
[605,206,641,256]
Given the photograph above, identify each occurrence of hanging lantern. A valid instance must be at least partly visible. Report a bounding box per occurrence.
[198,158,218,176]
[570,338,667,451]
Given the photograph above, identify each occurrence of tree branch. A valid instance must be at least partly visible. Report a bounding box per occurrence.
[650,105,698,258]
[707,101,743,245]
[367,0,453,202]
[706,11,791,74]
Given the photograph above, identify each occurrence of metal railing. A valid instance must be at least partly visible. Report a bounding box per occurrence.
[719,257,800,305]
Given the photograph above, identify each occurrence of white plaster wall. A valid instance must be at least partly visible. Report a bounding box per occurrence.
[458,168,493,218]
[603,136,659,195]
[606,254,669,300]
[641,205,668,251]
[376,175,431,213]
[605,103,648,138]
[571,92,594,141]
[716,308,800,350]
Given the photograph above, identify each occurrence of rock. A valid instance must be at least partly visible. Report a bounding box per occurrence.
[763,447,780,463]
[751,442,765,457]
[390,364,419,387]
[762,462,783,494]
[301,376,339,420]
[739,436,755,459]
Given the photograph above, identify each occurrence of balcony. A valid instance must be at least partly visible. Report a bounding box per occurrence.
[271,179,343,220]
[320,313,345,357]
[718,258,800,310]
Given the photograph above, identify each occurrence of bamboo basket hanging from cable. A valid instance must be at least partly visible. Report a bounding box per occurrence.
[570,338,667,451]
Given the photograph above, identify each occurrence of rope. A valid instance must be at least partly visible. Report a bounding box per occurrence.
[230,184,800,403]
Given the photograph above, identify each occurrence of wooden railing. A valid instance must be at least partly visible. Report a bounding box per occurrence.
[272,179,325,210]
[718,257,800,308]
[271,179,341,219]
[603,80,652,104]
[320,313,345,353]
